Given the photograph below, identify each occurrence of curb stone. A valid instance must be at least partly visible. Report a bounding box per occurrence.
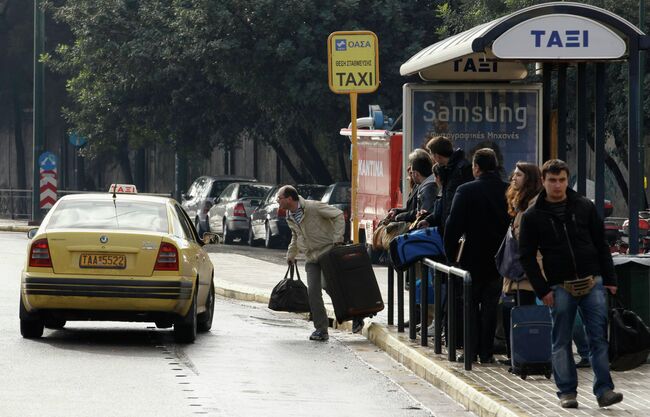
[0,225,32,233]
[365,323,527,417]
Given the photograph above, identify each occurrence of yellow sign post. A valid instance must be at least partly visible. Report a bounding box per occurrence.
[327,31,379,243]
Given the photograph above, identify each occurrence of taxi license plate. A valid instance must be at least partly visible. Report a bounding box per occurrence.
[79,254,126,269]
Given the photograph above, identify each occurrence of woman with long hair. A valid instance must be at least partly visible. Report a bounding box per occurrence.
[501,162,542,364]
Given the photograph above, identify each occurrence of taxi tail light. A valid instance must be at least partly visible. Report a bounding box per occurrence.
[154,242,179,271]
[277,208,287,218]
[29,238,52,268]
[233,202,246,218]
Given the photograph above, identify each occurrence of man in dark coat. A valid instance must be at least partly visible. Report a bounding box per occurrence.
[444,148,510,363]
[418,136,473,234]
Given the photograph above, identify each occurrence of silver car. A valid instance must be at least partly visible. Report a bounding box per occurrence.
[208,182,273,244]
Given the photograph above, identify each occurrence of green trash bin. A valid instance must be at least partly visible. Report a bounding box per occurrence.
[612,255,650,325]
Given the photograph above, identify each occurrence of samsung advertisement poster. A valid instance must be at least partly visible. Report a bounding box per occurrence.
[403,83,542,179]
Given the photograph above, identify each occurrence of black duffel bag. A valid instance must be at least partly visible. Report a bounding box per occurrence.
[609,294,650,371]
[268,262,310,313]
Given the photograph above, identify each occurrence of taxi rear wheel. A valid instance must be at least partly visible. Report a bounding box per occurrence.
[21,320,44,339]
[198,280,215,332]
[20,297,44,339]
[174,285,197,343]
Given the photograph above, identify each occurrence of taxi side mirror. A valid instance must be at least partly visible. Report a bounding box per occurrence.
[202,232,220,245]
[27,228,38,239]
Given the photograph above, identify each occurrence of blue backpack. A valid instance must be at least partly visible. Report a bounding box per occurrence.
[389,227,446,271]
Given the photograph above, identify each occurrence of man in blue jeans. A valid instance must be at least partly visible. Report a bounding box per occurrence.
[519,159,622,409]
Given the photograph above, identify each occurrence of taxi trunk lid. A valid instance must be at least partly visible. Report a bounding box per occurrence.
[46,230,164,277]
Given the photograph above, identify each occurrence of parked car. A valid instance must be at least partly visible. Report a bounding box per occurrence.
[181,176,256,238]
[20,186,215,343]
[248,184,327,248]
[321,182,351,242]
[207,182,273,244]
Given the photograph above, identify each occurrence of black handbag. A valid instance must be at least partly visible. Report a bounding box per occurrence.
[609,294,650,371]
[268,262,310,313]
[495,224,526,281]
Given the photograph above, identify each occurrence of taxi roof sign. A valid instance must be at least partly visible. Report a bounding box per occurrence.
[108,184,138,194]
[328,31,379,94]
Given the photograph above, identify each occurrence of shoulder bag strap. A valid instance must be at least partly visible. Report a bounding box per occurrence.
[293,261,302,281]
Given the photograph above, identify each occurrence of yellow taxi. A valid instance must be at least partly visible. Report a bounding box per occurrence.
[20,185,215,343]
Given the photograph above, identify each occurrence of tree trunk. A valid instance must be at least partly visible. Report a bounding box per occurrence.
[12,85,26,191]
[605,155,629,206]
[288,131,332,184]
[12,85,27,217]
[269,141,307,183]
[117,141,134,185]
[299,133,333,184]
[133,147,146,192]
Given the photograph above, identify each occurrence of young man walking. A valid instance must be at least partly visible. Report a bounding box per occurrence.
[519,159,622,408]
[278,185,363,341]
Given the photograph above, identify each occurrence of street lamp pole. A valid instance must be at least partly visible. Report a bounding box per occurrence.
[641,0,647,211]
[32,0,45,223]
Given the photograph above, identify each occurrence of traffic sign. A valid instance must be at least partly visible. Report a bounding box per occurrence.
[328,31,380,94]
[38,151,57,171]
[39,172,57,209]
[69,132,87,147]
[327,30,380,243]
[38,152,58,209]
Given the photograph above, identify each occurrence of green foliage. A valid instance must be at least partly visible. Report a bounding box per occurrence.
[44,0,442,182]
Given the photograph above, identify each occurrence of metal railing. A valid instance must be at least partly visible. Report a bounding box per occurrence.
[0,189,32,220]
[386,258,473,371]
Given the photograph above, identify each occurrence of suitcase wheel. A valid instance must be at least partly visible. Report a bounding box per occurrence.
[545,373,551,379]
[520,374,527,380]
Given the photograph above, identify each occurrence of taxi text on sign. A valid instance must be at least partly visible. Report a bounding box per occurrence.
[328,31,379,94]
[492,15,626,60]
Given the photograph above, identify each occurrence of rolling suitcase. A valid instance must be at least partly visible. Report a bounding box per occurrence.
[318,244,384,324]
[510,304,553,380]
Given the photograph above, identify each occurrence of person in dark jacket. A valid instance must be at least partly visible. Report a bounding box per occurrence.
[422,164,443,228]
[518,159,622,409]
[390,149,436,223]
[388,165,419,222]
[418,136,473,233]
[444,148,510,364]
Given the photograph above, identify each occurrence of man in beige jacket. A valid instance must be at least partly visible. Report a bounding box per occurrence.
[278,185,345,341]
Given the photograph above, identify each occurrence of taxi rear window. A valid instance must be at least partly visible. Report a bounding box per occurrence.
[47,200,169,233]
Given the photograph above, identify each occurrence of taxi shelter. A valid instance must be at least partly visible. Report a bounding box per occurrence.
[400,1,649,252]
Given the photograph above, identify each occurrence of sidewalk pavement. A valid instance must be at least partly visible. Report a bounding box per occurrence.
[207,252,650,417]
[3,220,648,416]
